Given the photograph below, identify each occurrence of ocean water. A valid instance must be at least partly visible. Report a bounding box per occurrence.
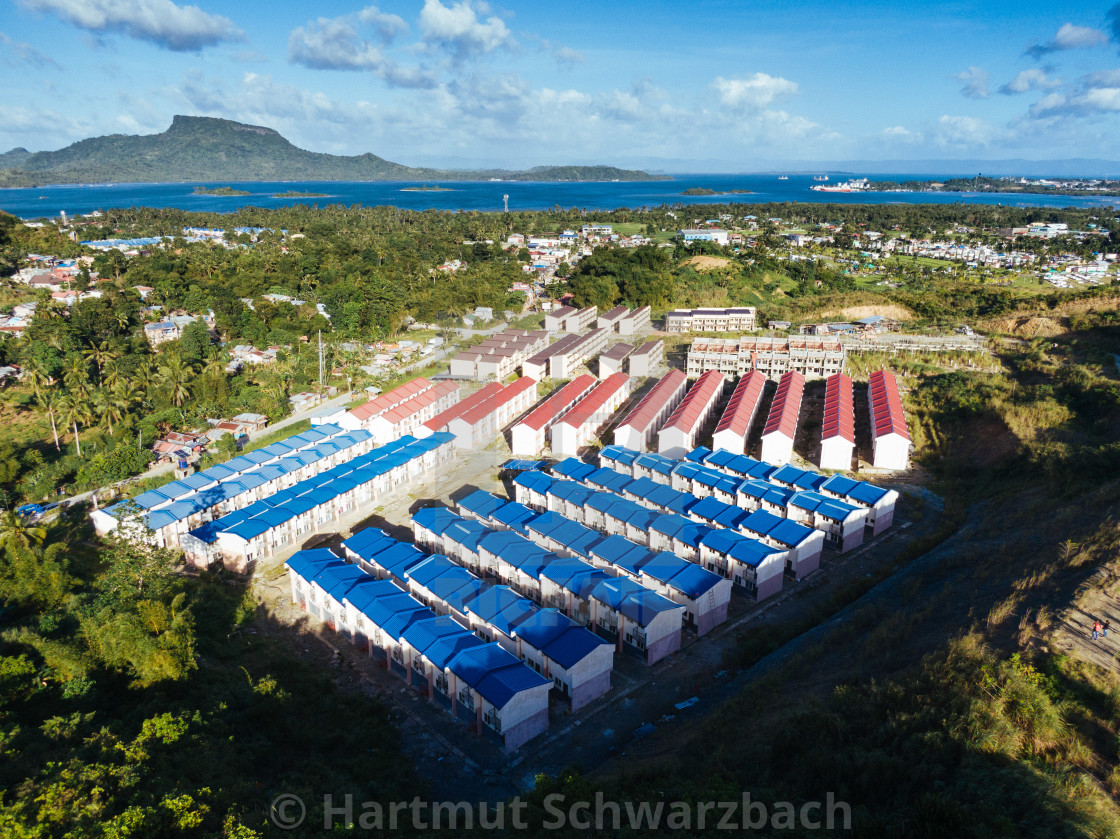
[2,173,1117,219]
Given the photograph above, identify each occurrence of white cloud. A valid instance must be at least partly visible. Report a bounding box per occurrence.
[1027,69,1120,117]
[713,73,797,109]
[288,12,434,88]
[419,0,514,60]
[356,5,408,41]
[999,68,1061,94]
[0,31,60,68]
[953,66,988,99]
[21,0,242,51]
[882,125,921,143]
[933,115,995,147]
[1027,22,1108,58]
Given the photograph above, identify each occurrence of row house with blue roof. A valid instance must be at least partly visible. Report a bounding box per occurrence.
[286,547,552,750]
[414,504,685,665]
[524,461,820,587]
[346,529,615,712]
[179,434,454,571]
[94,423,377,550]
[462,490,729,640]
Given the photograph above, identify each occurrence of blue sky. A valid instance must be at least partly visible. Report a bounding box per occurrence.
[2,0,1120,171]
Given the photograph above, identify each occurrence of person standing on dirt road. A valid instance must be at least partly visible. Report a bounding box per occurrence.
[1092,619,1102,640]
[1104,620,1111,638]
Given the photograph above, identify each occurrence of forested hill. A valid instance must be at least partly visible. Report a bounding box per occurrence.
[0,116,667,187]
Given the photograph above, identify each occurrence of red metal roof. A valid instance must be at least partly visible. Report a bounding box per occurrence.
[761,370,804,439]
[559,373,631,429]
[714,370,767,437]
[662,369,724,433]
[868,369,910,440]
[616,369,688,433]
[454,377,538,428]
[517,374,597,431]
[350,377,433,422]
[821,373,855,443]
[375,380,460,426]
[425,382,503,431]
[631,339,661,357]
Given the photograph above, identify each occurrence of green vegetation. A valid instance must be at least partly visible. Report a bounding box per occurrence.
[867,174,1120,197]
[191,187,250,197]
[0,509,415,836]
[0,116,665,187]
[680,187,753,195]
[273,191,328,198]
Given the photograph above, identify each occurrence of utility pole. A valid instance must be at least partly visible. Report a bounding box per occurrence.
[318,330,324,392]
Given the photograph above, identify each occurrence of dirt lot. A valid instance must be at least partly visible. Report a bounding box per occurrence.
[681,255,734,271]
[243,435,946,803]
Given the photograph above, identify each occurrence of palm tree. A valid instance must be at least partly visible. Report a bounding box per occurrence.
[62,355,91,400]
[22,360,53,402]
[160,353,194,408]
[0,509,47,553]
[83,341,119,387]
[39,390,62,451]
[59,394,91,457]
[91,388,128,436]
[201,350,227,382]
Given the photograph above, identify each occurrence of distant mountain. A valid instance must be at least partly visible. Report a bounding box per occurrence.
[0,116,668,186]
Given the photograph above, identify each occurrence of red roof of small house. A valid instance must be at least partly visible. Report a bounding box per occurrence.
[558,373,630,429]
[821,373,855,443]
[454,377,538,428]
[661,369,725,433]
[518,374,598,431]
[714,370,767,437]
[615,369,688,433]
[425,382,504,431]
[350,377,434,422]
[868,369,910,440]
[762,370,804,440]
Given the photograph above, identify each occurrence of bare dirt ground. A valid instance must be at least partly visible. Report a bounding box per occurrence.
[1051,566,1120,674]
[821,304,914,322]
[681,255,734,271]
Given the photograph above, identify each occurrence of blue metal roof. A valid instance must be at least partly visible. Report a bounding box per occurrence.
[478,529,530,559]
[442,578,489,612]
[690,495,732,522]
[146,510,178,530]
[491,501,538,532]
[458,490,507,520]
[513,470,554,495]
[465,586,536,635]
[539,556,597,587]
[599,444,638,467]
[285,548,345,580]
[770,464,808,487]
[424,629,486,670]
[133,488,173,509]
[342,526,392,557]
[727,537,782,567]
[584,467,632,494]
[405,555,467,586]
[222,517,273,541]
[622,475,661,500]
[618,588,684,624]
[373,543,429,578]
[344,577,406,612]
[769,518,816,547]
[685,446,712,463]
[669,563,722,598]
[514,610,609,668]
[224,456,258,473]
[639,551,691,585]
[241,449,275,465]
[591,576,646,609]
[178,472,216,491]
[201,463,235,481]
[448,643,549,710]
[260,441,294,458]
[315,563,371,602]
[551,458,597,481]
[443,519,490,552]
[548,480,596,506]
[739,508,784,537]
[789,491,857,520]
[700,528,747,555]
[634,452,675,475]
[410,506,461,536]
[712,505,749,530]
[403,615,474,662]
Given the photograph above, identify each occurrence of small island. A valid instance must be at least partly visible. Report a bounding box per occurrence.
[401,185,453,192]
[681,187,754,196]
[193,186,250,196]
[275,190,329,198]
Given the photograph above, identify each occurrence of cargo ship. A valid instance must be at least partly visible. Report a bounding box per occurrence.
[810,177,870,193]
